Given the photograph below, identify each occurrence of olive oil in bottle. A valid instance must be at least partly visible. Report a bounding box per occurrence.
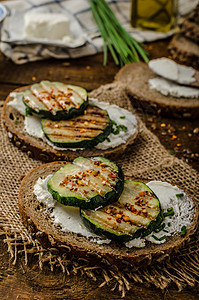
[131,0,178,33]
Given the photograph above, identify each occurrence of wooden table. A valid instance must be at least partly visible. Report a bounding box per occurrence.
[0,39,198,299]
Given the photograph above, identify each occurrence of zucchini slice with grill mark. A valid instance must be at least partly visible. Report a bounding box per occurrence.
[41,105,112,148]
[23,81,88,120]
[81,181,162,242]
[47,157,124,209]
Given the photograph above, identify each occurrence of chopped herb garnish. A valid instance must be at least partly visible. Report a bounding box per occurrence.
[181,225,186,237]
[119,124,127,133]
[111,120,127,135]
[25,108,32,117]
[120,116,125,119]
[14,117,19,123]
[168,150,175,155]
[163,207,174,217]
[152,235,166,241]
[168,222,171,227]
[163,229,169,233]
[176,193,184,198]
[106,137,111,142]
[111,120,117,126]
[154,223,165,233]
[112,127,119,135]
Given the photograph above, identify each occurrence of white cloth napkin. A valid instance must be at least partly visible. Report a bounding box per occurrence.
[0,0,198,64]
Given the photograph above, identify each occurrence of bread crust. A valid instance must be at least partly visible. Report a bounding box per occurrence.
[115,62,199,118]
[18,162,198,269]
[2,86,138,162]
[168,34,199,71]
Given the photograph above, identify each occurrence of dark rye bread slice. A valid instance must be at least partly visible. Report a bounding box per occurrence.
[115,62,199,119]
[19,161,198,269]
[168,34,199,70]
[2,86,138,162]
[181,19,199,43]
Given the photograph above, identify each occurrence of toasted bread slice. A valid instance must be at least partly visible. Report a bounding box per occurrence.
[18,161,198,268]
[115,62,199,118]
[3,86,138,162]
[181,19,199,43]
[168,34,199,70]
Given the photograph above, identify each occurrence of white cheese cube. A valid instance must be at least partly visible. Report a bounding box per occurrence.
[24,13,70,40]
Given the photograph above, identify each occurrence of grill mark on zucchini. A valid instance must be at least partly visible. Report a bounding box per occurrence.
[23,81,88,120]
[41,105,112,148]
[40,81,79,110]
[81,181,162,242]
[47,157,124,209]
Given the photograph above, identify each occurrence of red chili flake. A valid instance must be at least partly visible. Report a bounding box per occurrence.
[107,217,112,221]
[84,190,89,194]
[108,174,117,178]
[116,218,121,223]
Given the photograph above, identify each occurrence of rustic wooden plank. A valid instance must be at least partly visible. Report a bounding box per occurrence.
[0,52,120,90]
[0,27,198,299]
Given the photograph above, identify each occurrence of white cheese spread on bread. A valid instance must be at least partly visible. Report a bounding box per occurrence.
[34,178,195,248]
[149,78,199,98]
[34,175,111,245]
[149,58,196,84]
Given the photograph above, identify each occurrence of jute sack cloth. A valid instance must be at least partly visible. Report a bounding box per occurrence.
[0,82,198,295]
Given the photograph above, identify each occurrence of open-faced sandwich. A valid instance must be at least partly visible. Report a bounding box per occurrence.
[115,58,199,118]
[19,157,198,268]
[3,81,138,162]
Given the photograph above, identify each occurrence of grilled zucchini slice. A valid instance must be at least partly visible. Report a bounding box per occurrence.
[23,81,88,120]
[81,181,162,242]
[41,105,112,148]
[47,157,124,209]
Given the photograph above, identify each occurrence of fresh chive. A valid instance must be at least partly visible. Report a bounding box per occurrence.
[111,122,127,135]
[120,116,126,119]
[14,117,19,123]
[163,207,174,217]
[152,235,166,241]
[89,0,149,66]
[119,124,127,133]
[181,225,186,237]
[168,222,171,227]
[111,120,117,126]
[176,193,184,198]
[106,137,111,142]
[25,108,32,117]
[154,223,165,233]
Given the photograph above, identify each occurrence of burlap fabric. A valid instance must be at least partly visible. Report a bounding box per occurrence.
[0,82,198,296]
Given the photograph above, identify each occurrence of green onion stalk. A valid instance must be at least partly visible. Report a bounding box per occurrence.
[89,0,149,66]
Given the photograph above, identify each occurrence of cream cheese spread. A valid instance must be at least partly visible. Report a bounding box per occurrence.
[34,175,111,245]
[34,178,195,248]
[149,77,199,98]
[148,58,196,84]
[7,93,138,150]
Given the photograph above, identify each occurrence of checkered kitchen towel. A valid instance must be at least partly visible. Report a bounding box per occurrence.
[1,0,198,64]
